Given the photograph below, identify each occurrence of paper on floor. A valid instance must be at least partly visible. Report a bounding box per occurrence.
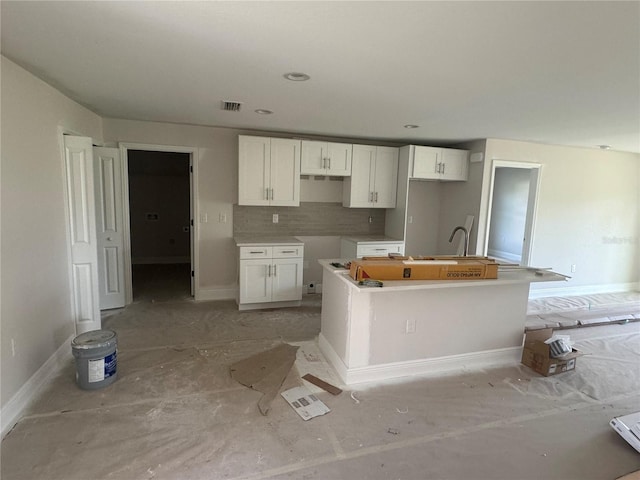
[281,386,330,421]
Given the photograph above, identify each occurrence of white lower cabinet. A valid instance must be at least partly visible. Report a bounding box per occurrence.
[238,245,303,310]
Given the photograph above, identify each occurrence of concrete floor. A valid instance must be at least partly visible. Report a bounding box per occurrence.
[2,267,639,479]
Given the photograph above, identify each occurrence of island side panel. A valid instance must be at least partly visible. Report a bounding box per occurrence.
[368,282,530,365]
[319,269,352,367]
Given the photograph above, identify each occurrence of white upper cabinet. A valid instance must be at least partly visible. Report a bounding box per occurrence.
[238,136,300,206]
[301,140,352,176]
[411,146,468,181]
[343,145,399,208]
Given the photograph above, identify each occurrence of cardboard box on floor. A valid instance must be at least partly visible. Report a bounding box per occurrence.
[349,256,499,281]
[521,328,583,376]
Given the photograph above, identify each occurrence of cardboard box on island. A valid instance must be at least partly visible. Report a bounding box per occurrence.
[348,256,499,282]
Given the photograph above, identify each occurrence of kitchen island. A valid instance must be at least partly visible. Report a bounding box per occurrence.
[318,259,567,384]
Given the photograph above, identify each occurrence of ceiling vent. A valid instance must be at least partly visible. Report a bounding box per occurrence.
[221,100,243,112]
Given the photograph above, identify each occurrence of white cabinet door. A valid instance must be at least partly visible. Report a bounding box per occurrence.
[344,145,398,208]
[440,148,469,181]
[412,146,441,179]
[301,140,352,176]
[300,140,327,175]
[239,136,270,205]
[326,142,352,176]
[344,144,375,207]
[271,258,303,302]
[239,259,271,304]
[239,136,300,206]
[270,138,300,206]
[372,146,398,208]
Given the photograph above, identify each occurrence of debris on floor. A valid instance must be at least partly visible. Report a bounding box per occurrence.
[230,343,299,415]
[302,373,342,395]
[281,386,331,421]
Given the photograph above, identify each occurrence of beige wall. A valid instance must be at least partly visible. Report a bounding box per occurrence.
[1,57,103,408]
[480,139,640,291]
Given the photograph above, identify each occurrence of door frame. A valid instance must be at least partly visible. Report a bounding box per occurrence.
[483,160,542,266]
[119,142,199,304]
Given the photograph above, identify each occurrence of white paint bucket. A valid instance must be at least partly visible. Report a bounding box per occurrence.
[71,330,118,390]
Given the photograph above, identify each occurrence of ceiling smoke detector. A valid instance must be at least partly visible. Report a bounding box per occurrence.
[221,100,243,112]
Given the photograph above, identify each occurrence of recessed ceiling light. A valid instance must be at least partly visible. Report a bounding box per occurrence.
[597,144,612,150]
[404,124,419,129]
[255,109,273,115]
[284,72,310,81]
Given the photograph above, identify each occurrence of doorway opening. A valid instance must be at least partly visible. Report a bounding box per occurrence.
[120,143,198,305]
[484,161,541,266]
[127,150,191,302]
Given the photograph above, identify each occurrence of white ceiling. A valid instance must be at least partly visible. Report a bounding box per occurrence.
[2,1,639,153]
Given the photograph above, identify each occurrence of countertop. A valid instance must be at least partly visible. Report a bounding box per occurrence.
[234,236,303,247]
[319,259,568,292]
[341,235,404,244]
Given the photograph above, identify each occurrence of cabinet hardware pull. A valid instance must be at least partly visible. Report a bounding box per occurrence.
[273,264,277,276]
[250,251,264,254]
[281,250,296,253]
[271,188,274,200]
[328,157,331,170]
[267,264,272,276]
[442,163,445,175]
[375,191,378,202]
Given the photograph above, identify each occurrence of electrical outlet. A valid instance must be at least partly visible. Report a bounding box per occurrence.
[272,214,279,223]
[200,213,208,223]
[408,216,413,224]
[219,213,227,223]
[571,264,577,273]
[11,338,16,357]
[406,318,416,334]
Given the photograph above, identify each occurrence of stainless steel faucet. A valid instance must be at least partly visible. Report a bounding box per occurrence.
[449,226,469,256]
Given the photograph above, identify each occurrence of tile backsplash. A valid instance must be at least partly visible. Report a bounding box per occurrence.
[233,202,386,236]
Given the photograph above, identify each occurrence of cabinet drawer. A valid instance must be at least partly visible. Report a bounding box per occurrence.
[357,243,404,257]
[239,246,272,259]
[273,245,303,258]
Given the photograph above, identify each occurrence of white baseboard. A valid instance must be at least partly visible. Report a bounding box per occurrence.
[1,333,74,438]
[195,285,236,302]
[237,299,302,311]
[318,333,348,382]
[488,248,521,263]
[529,282,640,299]
[319,333,521,385]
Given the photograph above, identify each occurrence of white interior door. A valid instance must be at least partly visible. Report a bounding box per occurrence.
[94,147,126,309]
[64,135,101,333]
